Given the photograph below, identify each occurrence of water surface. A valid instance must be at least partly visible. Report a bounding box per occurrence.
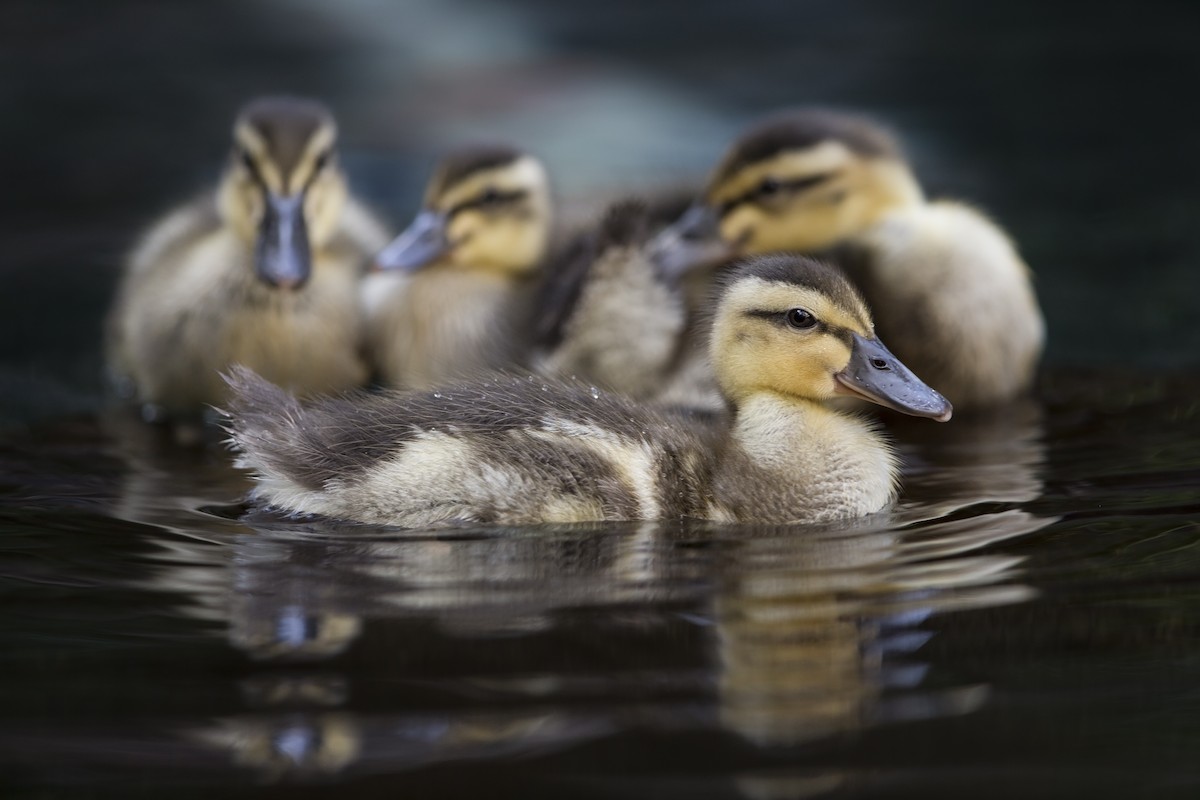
[2,369,1198,798]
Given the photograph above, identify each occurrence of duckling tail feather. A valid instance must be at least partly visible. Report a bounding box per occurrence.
[220,365,313,483]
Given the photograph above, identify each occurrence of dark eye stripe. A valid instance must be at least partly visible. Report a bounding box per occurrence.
[745,309,813,326]
[299,150,334,193]
[450,188,529,216]
[239,149,263,184]
[743,309,855,346]
[718,171,838,216]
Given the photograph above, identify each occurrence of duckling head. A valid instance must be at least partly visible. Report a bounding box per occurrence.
[652,110,925,276]
[375,144,551,278]
[217,96,347,289]
[710,254,951,420]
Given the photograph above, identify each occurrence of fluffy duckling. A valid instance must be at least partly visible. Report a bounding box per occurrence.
[107,96,389,422]
[362,145,552,389]
[224,255,951,528]
[651,109,1044,409]
[529,197,699,402]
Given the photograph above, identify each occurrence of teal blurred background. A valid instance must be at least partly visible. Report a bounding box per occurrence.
[4,0,1198,425]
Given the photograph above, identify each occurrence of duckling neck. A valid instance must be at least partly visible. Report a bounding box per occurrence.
[388,268,524,388]
[715,392,899,523]
[852,160,925,232]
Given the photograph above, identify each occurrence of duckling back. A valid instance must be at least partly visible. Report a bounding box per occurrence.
[224,367,719,528]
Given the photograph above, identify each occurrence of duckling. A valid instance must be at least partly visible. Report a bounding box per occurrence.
[223,255,951,528]
[529,196,699,403]
[362,144,552,389]
[106,95,390,423]
[651,109,1044,409]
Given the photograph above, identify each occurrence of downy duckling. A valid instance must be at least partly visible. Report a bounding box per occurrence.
[224,255,951,528]
[651,109,1044,409]
[362,145,552,389]
[529,197,699,402]
[107,96,389,422]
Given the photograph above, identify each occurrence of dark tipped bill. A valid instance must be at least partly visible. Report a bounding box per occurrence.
[256,192,311,289]
[374,210,450,272]
[834,333,953,421]
[647,203,735,282]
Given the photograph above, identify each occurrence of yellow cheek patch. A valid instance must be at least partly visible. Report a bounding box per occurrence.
[719,205,758,248]
[446,213,546,274]
[780,334,851,393]
[712,293,854,402]
[447,209,480,241]
[428,155,551,273]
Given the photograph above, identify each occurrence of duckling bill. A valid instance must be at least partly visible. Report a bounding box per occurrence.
[834,332,953,421]
[226,255,950,528]
[255,189,310,289]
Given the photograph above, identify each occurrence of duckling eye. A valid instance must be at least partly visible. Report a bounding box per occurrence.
[478,187,501,206]
[239,149,256,172]
[758,177,781,197]
[313,150,331,172]
[786,308,816,329]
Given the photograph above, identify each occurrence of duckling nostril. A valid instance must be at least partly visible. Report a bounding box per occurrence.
[870,357,890,370]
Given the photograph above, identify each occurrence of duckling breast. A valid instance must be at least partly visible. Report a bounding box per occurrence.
[715,396,898,524]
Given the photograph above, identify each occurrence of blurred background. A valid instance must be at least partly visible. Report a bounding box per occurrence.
[4,0,1198,426]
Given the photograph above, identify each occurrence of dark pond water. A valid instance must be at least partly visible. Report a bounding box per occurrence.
[4,0,1200,797]
[2,371,1199,798]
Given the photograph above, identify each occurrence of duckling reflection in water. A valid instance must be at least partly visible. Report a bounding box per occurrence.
[362,144,552,389]
[224,255,951,528]
[106,96,390,429]
[716,510,1040,755]
[194,713,361,780]
[653,109,1044,409]
[176,511,1042,782]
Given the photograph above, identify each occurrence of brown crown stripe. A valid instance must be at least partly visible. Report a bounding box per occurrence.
[712,109,900,187]
[236,96,334,178]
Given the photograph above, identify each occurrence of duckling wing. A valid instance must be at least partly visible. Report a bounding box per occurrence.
[223,367,719,528]
[531,196,701,347]
[527,228,599,349]
[121,194,224,282]
[530,198,697,397]
[105,194,227,403]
